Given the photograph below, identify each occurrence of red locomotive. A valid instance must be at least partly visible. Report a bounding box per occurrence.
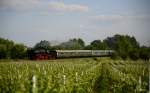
[28,49,56,60]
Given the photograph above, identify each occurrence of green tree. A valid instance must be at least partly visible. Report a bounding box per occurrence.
[0,37,28,59]
[84,45,93,50]
[139,46,150,61]
[129,49,139,60]
[58,38,85,50]
[0,44,7,59]
[78,38,85,48]
[34,40,52,50]
[11,44,27,59]
[0,38,14,59]
[104,34,140,60]
[90,40,108,50]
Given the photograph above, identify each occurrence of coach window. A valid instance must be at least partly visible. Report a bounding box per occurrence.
[60,52,64,55]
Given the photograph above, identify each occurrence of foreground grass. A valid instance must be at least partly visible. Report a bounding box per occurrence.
[0,58,149,93]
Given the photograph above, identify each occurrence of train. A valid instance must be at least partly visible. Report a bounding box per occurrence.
[29,49,115,60]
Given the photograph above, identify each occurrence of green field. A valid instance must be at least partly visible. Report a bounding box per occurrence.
[0,58,149,93]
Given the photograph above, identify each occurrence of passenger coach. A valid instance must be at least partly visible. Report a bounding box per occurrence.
[56,50,114,58]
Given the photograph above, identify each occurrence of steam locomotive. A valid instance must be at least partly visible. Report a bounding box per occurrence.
[29,49,114,60]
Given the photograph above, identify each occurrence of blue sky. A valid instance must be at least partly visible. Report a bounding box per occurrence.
[0,0,150,46]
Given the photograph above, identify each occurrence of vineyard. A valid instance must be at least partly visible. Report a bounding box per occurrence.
[0,58,149,93]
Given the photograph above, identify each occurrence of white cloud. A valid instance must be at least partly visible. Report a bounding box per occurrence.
[91,15,124,21]
[0,0,89,13]
[89,15,150,24]
[48,2,89,12]
[0,0,40,11]
[91,15,150,20]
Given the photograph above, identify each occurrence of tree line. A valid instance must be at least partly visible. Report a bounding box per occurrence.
[0,38,27,59]
[0,34,150,60]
